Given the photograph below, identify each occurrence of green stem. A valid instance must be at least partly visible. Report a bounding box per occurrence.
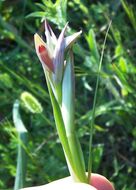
[88,21,112,183]
[68,132,87,182]
[61,50,87,182]
[46,75,77,176]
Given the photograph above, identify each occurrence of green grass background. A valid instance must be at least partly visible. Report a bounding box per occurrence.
[0,0,136,189]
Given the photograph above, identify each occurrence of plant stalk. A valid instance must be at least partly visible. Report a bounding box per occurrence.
[88,21,112,183]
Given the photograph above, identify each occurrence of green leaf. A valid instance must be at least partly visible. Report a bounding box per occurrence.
[92,144,104,172]
[62,51,87,182]
[119,57,127,73]
[112,63,132,94]
[13,100,28,190]
[46,73,87,182]
[46,74,75,174]
[0,73,13,88]
[26,12,46,18]
[86,29,100,64]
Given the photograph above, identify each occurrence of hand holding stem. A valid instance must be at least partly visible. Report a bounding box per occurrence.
[20,173,115,190]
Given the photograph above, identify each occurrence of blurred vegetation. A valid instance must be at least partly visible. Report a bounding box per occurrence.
[0,0,136,189]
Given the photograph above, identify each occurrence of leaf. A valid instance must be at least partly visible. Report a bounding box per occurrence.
[112,63,133,94]
[92,144,104,172]
[46,73,87,182]
[13,100,28,190]
[26,12,46,18]
[86,29,100,64]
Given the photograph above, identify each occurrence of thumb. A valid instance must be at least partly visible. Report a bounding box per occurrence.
[90,173,115,190]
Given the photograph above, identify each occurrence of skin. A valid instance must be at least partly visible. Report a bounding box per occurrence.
[20,173,115,190]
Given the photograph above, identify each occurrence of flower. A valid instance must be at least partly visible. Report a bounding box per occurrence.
[34,21,87,183]
[34,33,54,72]
[34,20,82,104]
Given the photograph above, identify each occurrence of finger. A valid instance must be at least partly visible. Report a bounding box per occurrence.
[90,173,115,190]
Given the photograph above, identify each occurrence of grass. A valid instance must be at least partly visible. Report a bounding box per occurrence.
[0,0,136,189]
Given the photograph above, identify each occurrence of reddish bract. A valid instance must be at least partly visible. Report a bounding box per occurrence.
[38,45,54,72]
[39,45,46,53]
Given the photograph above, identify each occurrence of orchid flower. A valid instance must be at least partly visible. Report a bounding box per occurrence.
[34,20,87,183]
[34,20,82,104]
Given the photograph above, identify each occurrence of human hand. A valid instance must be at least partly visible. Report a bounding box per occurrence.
[20,173,115,190]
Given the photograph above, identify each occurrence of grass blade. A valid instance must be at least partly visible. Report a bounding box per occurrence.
[88,21,112,183]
